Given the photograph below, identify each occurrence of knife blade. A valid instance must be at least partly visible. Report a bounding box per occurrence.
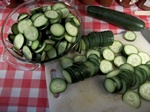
[141,28,150,43]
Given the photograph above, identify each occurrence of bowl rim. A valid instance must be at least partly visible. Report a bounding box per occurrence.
[1,0,83,64]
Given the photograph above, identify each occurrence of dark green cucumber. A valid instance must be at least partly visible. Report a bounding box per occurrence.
[87,6,145,31]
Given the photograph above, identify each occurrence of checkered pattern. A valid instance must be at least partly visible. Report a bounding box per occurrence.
[0,7,49,112]
[0,1,150,112]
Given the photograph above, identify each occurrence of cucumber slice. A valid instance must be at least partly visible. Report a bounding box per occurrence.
[100,60,115,74]
[80,38,87,51]
[127,54,142,67]
[49,78,67,94]
[35,42,46,53]
[123,31,136,41]
[11,23,19,35]
[111,76,122,91]
[50,15,61,24]
[118,70,133,87]
[50,23,65,37]
[86,34,94,49]
[24,26,39,41]
[71,17,81,27]
[137,64,150,78]
[83,61,96,76]
[113,55,127,67]
[31,40,40,50]
[65,22,78,37]
[139,82,150,101]
[64,33,76,43]
[30,6,42,15]
[109,40,123,54]
[52,2,66,10]
[47,47,57,59]
[78,63,91,79]
[131,74,141,90]
[87,54,99,61]
[123,44,139,56]
[62,69,74,84]
[138,51,150,64]
[26,40,32,47]
[60,56,74,69]
[73,55,87,63]
[106,69,120,78]
[41,51,46,61]
[44,39,56,45]
[44,10,59,19]
[69,66,83,82]
[17,19,32,33]
[43,44,53,52]
[102,48,115,61]
[118,79,129,94]
[122,90,141,108]
[104,78,117,93]
[86,49,101,58]
[136,67,148,83]
[66,13,75,18]
[33,14,48,28]
[119,63,134,72]
[42,6,51,12]
[134,68,145,85]
[88,59,99,75]
[22,45,32,60]
[8,34,15,43]
[31,12,43,21]
[18,12,30,21]
[70,64,87,81]
[13,33,24,50]
[57,40,68,55]
[60,7,70,18]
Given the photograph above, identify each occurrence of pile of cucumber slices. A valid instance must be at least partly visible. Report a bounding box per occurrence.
[8,2,81,62]
[50,31,150,109]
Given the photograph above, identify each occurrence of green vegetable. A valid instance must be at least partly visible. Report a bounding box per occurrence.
[87,6,145,31]
[122,90,141,109]
[123,31,137,41]
[49,78,67,94]
[60,38,150,108]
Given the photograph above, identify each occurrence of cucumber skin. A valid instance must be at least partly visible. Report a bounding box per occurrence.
[87,6,145,31]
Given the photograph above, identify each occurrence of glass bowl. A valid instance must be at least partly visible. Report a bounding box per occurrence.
[1,0,82,70]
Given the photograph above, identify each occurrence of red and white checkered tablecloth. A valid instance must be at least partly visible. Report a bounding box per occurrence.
[0,7,49,112]
[0,1,150,112]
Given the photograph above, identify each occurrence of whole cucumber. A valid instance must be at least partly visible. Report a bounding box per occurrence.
[87,6,145,31]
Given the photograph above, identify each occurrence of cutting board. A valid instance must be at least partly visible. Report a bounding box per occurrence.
[44,32,150,112]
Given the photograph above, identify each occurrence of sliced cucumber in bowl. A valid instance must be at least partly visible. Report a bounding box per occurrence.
[8,2,82,63]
